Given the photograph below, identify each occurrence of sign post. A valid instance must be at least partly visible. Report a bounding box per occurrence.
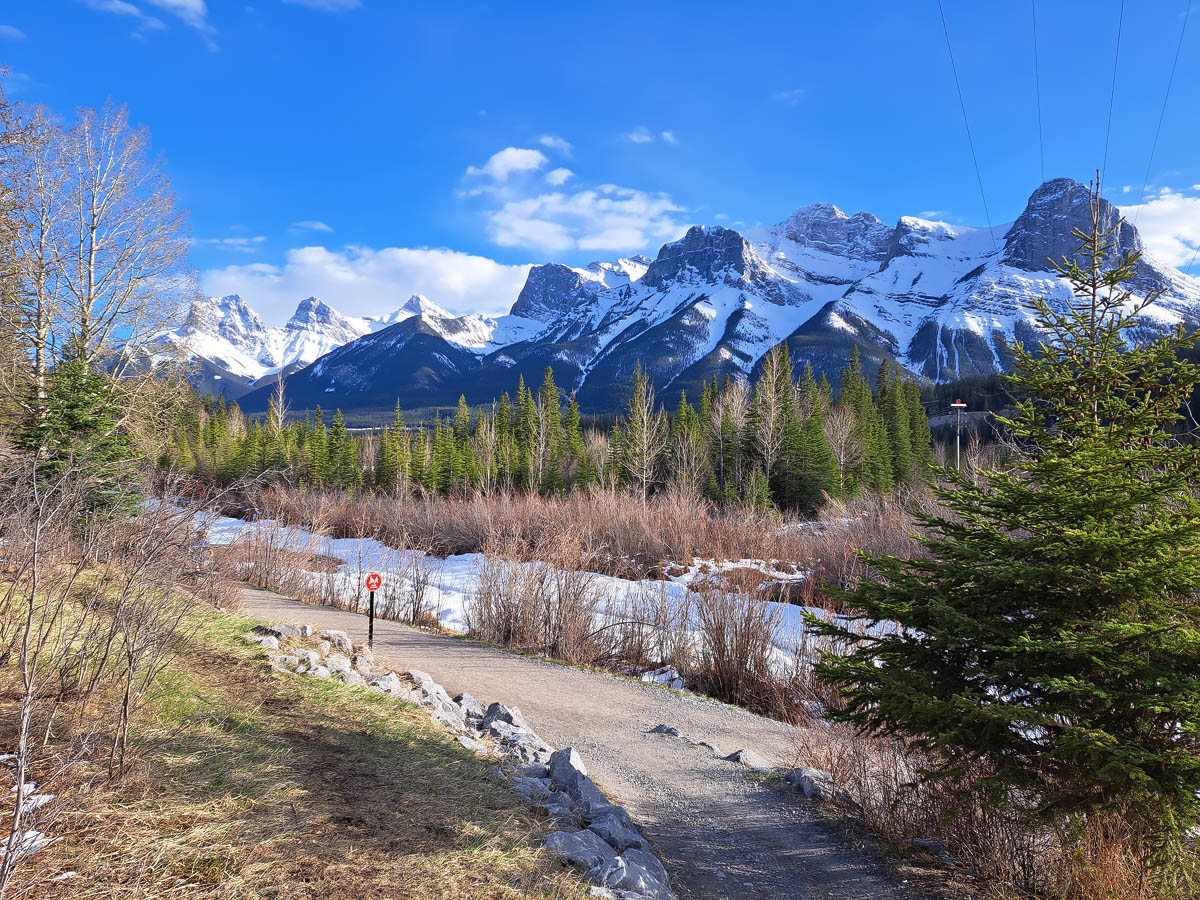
[365,572,382,645]
[950,399,967,471]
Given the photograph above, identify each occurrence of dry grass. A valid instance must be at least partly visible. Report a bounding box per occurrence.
[248,485,928,586]
[10,607,590,899]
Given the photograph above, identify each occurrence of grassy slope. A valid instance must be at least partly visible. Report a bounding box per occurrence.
[25,607,589,899]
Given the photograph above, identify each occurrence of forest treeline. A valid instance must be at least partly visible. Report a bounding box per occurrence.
[165,347,933,514]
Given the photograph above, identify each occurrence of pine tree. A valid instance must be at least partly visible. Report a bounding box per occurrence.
[17,337,137,513]
[812,185,1200,857]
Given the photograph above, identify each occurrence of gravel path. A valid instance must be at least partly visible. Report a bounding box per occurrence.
[240,586,921,899]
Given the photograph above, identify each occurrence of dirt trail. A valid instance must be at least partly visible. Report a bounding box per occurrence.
[240,586,922,899]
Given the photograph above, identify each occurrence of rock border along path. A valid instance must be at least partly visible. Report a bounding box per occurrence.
[240,586,921,900]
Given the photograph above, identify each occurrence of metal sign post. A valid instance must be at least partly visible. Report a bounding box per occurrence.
[365,572,382,645]
[950,400,967,471]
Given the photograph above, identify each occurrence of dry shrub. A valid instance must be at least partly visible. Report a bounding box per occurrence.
[790,719,1200,898]
[794,491,929,609]
[253,485,859,582]
[0,464,197,895]
[466,530,609,664]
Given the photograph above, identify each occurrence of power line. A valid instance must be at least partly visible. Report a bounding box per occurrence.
[1132,1,1190,225]
[1100,0,1126,191]
[936,0,998,251]
[1031,0,1045,183]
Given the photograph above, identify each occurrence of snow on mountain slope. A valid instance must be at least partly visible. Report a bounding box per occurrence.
[172,177,1200,416]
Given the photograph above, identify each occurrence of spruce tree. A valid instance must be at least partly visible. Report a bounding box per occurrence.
[812,186,1200,857]
[17,338,137,514]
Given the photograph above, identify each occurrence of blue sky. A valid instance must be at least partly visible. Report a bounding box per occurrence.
[3,0,1199,322]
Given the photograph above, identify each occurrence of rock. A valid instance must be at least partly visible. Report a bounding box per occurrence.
[578,798,632,828]
[723,748,773,772]
[454,692,485,719]
[647,724,680,737]
[590,848,672,899]
[544,829,617,871]
[317,629,353,654]
[512,776,554,800]
[293,649,321,667]
[309,665,331,678]
[259,636,280,651]
[548,748,610,811]
[366,672,404,694]
[511,762,550,779]
[588,813,648,852]
[298,624,313,637]
[316,640,332,658]
[267,653,300,669]
[481,701,531,732]
[336,669,365,687]
[253,623,302,639]
[456,735,486,753]
[782,766,854,805]
[549,747,587,783]
[353,644,374,663]
[242,633,265,644]
[351,654,373,676]
[325,653,352,674]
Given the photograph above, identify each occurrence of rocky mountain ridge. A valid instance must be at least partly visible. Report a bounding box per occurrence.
[163,178,1200,417]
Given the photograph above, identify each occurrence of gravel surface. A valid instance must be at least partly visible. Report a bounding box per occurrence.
[240,586,922,899]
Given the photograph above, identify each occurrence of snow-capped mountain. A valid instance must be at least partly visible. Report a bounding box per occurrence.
[167,178,1200,417]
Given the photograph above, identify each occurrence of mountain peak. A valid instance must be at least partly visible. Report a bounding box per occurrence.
[1003,177,1142,272]
[775,204,891,262]
[641,225,762,289]
[400,293,452,319]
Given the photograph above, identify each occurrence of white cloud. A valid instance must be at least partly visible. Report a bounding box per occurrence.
[290,219,334,233]
[918,209,949,220]
[544,167,573,186]
[144,0,217,48]
[466,147,548,181]
[487,184,687,254]
[1122,186,1200,269]
[197,235,267,253]
[660,130,678,145]
[0,25,26,40]
[537,134,572,155]
[201,245,532,322]
[282,0,361,9]
[772,88,805,105]
[624,127,655,144]
[2,71,37,94]
[78,0,167,33]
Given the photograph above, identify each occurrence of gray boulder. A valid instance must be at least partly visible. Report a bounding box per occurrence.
[317,629,353,654]
[267,653,300,669]
[308,665,331,678]
[647,724,680,737]
[298,624,313,637]
[325,653,352,674]
[336,669,365,687]
[723,748,774,772]
[590,849,671,899]
[293,649,322,667]
[454,692,485,719]
[481,702,531,732]
[544,829,617,871]
[351,654,373,676]
[366,672,404,694]
[782,766,853,805]
[258,636,280,651]
[588,813,648,852]
[548,748,609,811]
[253,623,301,639]
[315,640,332,658]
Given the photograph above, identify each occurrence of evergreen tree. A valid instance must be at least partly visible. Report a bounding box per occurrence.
[812,187,1200,858]
[17,338,136,513]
